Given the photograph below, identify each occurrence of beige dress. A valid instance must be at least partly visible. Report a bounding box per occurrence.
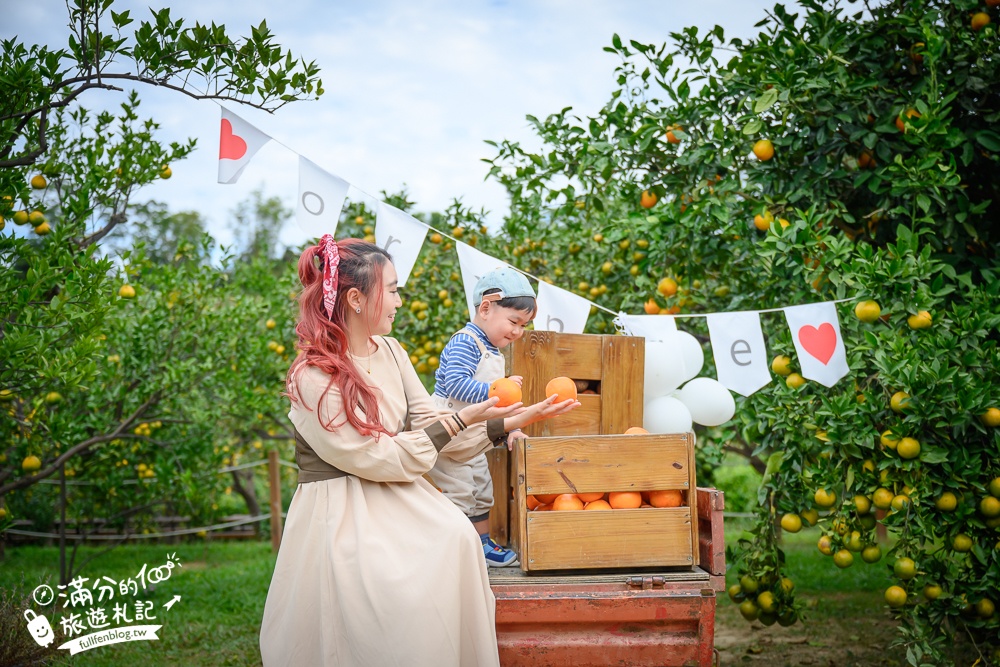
[259,337,502,667]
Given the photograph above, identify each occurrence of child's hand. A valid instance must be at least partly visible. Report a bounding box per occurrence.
[508,375,523,387]
[506,429,527,451]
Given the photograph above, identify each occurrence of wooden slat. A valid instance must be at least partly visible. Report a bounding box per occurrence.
[512,439,528,564]
[534,394,601,437]
[599,336,645,434]
[523,434,693,496]
[512,332,558,438]
[486,447,509,545]
[697,488,726,577]
[524,508,694,570]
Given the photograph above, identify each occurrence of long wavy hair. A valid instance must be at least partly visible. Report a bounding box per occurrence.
[286,238,394,435]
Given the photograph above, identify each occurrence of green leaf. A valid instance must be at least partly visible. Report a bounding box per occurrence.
[754,88,779,114]
[742,119,763,136]
[975,130,1000,152]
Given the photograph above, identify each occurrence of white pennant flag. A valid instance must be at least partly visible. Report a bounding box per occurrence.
[296,157,349,238]
[614,313,678,341]
[534,281,591,334]
[455,242,516,317]
[217,108,272,184]
[784,302,849,387]
[707,311,771,397]
[375,202,428,287]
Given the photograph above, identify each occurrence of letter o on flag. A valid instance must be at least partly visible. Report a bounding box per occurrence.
[301,191,325,216]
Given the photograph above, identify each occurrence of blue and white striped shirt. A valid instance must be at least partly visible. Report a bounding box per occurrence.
[432,323,499,404]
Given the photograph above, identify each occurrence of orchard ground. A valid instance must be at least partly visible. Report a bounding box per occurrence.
[0,523,903,667]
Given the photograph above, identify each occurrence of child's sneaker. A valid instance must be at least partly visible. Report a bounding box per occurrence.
[482,537,518,567]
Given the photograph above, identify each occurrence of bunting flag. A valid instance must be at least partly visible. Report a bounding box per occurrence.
[534,281,591,334]
[455,242,517,317]
[296,157,350,239]
[783,301,849,387]
[208,110,861,391]
[217,108,272,184]
[614,313,678,340]
[375,202,428,287]
[707,311,771,397]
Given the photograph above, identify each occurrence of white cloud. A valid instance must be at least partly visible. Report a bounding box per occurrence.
[7,0,779,249]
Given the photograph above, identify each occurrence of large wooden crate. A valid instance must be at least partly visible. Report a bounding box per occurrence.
[488,331,644,543]
[511,432,698,571]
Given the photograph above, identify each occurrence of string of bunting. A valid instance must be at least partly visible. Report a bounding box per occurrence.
[214,106,856,400]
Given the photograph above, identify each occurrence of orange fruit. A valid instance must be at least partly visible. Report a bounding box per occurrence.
[624,426,649,435]
[648,490,684,508]
[608,491,642,509]
[488,377,522,407]
[578,492,606,502]
[526,495,541,510]
[857,151,876,169]
[429,233,443,244]
[657,277,678,296]
[545,376,578,403]
[753,210,774,231]
[752,139,775,161]
[640,190,658,209]
[535,494,560,504]
[552,494,584,511]
[895,108,921,132]
[584,499,612,511]
[971,11,991,31]
[665,124,682,144]
[534,503,553,511]
[643,298,659,314]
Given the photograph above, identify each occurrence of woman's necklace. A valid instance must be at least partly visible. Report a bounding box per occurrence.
[352,340,373,374]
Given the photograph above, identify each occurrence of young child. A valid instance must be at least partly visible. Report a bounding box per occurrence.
[428,267,536,567]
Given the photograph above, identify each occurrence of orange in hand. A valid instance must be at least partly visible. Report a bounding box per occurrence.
[488,377,522,407]
[608,491,642,509]
[545,376,578,403]
[648,490,684,508]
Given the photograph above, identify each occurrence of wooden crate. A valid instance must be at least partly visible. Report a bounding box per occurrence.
[490,331,648,551]
[512,432,698,572]
[510,331,644,437]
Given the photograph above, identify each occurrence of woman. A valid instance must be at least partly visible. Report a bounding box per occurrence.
[260,237,577,666]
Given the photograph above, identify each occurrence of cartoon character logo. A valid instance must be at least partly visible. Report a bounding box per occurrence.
[24,610,55,647]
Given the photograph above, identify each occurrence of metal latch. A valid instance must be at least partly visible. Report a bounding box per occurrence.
[625,576,666,589]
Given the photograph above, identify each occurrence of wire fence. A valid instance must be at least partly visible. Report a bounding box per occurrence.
[4,456,297,544]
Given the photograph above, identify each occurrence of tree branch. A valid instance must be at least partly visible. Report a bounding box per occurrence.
[0,392,161,496]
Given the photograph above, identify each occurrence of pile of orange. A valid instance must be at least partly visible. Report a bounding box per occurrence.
[526,489,685,511]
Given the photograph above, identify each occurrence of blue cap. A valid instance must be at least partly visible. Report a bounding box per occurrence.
[473,267,535,306]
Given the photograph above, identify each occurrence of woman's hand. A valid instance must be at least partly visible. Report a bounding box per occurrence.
[457,396,525,427]
[504,395,581,432]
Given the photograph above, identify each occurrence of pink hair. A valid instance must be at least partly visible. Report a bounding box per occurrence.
[286,238,393,436]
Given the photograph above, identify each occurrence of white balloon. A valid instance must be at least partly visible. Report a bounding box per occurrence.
[643,396,693,434]
[643,339,688,400]
[677,377,736,426]
[673,331,705,382]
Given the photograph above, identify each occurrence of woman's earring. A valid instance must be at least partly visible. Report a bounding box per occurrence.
[355,307,361,314]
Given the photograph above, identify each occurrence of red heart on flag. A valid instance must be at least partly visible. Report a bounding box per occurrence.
[219,119,247,160]
[798,322,838,365]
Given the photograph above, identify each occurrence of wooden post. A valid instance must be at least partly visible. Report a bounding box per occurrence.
[268,450,283,552]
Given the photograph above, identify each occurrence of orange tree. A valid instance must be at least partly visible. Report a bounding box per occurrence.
[0,0,319,576]
[481,0,999,661]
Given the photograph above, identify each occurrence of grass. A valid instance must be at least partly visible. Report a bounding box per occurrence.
[0,541,275,667]
[717,521,906,666]
[0,523,904,666]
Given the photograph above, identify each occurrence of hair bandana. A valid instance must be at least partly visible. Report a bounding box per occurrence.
[318,234,340,318]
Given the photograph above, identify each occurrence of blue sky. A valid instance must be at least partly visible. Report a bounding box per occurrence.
[6,0,779,247]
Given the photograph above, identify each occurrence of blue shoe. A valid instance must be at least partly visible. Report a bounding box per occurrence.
[482,537,519,568]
